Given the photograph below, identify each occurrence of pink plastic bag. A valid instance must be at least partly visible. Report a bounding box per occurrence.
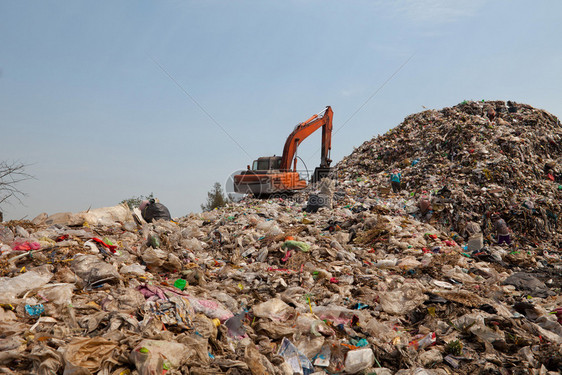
[12,241,41,251]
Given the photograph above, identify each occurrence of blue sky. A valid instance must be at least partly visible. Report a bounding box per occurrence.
[1,0,561,220]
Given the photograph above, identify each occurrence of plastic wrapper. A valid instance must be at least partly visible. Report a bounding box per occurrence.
[314,344,331,367]
[409,332,436,350]
[277,337,314,375]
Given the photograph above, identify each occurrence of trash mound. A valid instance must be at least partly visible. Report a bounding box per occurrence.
[338,100,562,249]
[0,101,561,374]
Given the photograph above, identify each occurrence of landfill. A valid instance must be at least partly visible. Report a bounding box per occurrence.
[0,100,561,374]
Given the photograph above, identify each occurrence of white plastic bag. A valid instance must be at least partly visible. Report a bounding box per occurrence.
[0,265,53,302]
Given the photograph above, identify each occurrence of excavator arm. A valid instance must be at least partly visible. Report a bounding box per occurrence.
[280,106,333,171]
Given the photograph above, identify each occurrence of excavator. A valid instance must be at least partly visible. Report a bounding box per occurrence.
[233,106,334,197]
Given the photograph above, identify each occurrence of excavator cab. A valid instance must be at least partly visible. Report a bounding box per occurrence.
[234,155,306,196]
[251,156,282,171]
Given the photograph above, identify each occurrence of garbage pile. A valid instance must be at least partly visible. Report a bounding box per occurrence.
[0,100,561,375]
[338,100,562,248]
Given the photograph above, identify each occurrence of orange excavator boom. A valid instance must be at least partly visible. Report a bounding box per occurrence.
[280,106,333,171]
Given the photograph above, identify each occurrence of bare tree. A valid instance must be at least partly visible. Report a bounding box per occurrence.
[0,161,33,210]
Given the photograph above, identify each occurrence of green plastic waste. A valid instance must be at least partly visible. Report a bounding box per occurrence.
[162,360,171,370]
[281,240,310,252]
[148,235,160,248]
[174,278,187,290]
[350,338,368,347]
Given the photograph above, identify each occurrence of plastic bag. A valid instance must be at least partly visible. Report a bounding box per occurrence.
[467,233,483,251]
[256,220,283,237]
[141,248,166,268]
[76,203,134,226]
[14,226,30,237]
[63,337,118,374]
[181,225,203,239]
[328,343,345,373]
[186,296,233,322]
[183,237,207,252]
[378,282,428,315]
[12,240,41,251]
[39,283,75,305]
[253,298,294,322]
[295,336,325,360]
[177,334,210,365]
[344,348,375,374]
[141,201,171,223]
[130,339,188,375]
[191,314,217,340]
[120,263,147,276]
[225,312,247,338]
[28,344,64,375]
[0,265,53,303]
[70,254,120,285]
